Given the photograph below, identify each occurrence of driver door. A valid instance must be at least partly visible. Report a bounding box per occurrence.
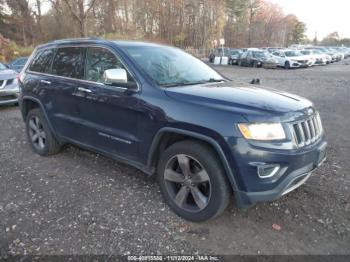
[73,46,140,161]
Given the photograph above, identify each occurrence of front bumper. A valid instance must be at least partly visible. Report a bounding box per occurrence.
[226,136,327,207]
[0,87,19,105]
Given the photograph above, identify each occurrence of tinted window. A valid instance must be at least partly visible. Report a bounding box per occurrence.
[13,58,27,66]
[52,47,84,79]
[85,47,123,83]
[0,63,7,70]
[29,49,54,73]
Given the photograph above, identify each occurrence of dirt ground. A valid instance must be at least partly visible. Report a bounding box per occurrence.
[0,61,349,256]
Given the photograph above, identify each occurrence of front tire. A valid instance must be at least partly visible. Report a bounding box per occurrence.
[25,108,61,156]
[284,61,291,69]
[157,140,231,222]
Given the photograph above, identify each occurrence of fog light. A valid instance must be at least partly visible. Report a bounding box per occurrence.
[249,162,280,178]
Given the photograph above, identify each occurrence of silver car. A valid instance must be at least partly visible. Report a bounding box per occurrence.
[0,62,19,106]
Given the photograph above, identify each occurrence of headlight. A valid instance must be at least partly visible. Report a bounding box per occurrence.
[238,123,286,140]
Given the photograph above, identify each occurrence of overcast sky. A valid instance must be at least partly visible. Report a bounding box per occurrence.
[269,0,350,39]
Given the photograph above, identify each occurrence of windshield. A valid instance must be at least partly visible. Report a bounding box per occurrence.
[0,63,7,70]
[230,50,240,55]
[252,51,266,58]
[124,45,224,86]
[301,51,310,55]
[284,51,301,57]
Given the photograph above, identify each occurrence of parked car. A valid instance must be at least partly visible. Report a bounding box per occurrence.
[19,39,327,222]
[272,50,310,69]
[228,49,242,65]
[0,62,19,106]
[328,47,344,60]
[265,47,284,53]
[7,57,29,72]
[309,47,338,62]
[208,47,231,63]
[238,49,276,68]
[299,50,327,66]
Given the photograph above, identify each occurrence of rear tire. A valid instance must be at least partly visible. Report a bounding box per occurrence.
[157,140,232,222]
[25,108,61,156]
[284,61,291,69]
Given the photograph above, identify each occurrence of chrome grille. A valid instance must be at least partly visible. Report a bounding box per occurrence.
[292,114,323,147]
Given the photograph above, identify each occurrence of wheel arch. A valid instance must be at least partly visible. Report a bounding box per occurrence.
[147,127,240,194]
[21,96,59,140]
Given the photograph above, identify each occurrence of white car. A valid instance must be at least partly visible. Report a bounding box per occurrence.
[272,50,310,69]
[300,50,328,65]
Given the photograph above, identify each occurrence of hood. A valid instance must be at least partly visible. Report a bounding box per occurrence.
[0,69,18,80]
[164,81,313,119]
[289,55,309,61]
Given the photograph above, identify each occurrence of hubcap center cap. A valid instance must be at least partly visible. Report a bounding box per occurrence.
[184,178,192,187]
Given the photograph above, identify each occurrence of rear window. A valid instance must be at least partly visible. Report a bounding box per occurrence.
[13,58,27,66]
[29,49,54,73]
[52,47,85,79]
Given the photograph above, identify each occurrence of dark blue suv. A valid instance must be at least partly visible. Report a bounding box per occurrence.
[19,38,327,221]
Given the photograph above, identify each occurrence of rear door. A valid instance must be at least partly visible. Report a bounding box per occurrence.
[240,52,248,65]
[49,46,85,141]
[73,46,140,160]
[272,51,284,66]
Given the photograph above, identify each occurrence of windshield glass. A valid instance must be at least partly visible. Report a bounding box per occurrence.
[284,51,301,57]
[0,63,7,70]
[252,51,266,58]
[124,45,224,86]
[230,50,240,55]
[301,51,310,55]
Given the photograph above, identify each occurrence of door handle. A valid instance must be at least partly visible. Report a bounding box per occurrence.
[77,87,92,93]
[40,80,51,85]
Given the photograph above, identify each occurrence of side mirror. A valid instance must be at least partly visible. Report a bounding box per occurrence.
[103,68,127,85]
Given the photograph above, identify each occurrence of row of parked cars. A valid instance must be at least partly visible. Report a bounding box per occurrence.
[209,46,350,69]
[0,57,29,106]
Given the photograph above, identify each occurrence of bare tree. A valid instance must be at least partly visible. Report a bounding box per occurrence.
[63,0,97,37]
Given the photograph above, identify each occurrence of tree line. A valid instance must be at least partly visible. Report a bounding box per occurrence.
[0,0,309,49]
[1,0,349,58]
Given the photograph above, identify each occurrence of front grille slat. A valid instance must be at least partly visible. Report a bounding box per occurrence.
[308,119,316,142]
[292,113,322,148]
[312,117,319,137]
[302,121,311,144]
[296,123,305,146]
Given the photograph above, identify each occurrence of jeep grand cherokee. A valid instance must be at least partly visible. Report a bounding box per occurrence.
[19,39,327,222]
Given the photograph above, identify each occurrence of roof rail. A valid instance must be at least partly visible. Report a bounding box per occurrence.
[50,37,102,43]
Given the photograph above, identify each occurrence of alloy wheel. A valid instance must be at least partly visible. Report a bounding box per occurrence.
[164,154,211,212]
[28,116,46,150]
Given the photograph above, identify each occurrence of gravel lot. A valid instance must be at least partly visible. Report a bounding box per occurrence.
[0,61,349,256]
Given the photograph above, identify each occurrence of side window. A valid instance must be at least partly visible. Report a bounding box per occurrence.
[273,52,280,57]
[52,47,85,79]
[13,59,26,66]
[85,47,124,83]
[29,49,54,73]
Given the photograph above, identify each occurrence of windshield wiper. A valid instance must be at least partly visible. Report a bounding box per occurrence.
[161,81,208,87]
[204,78,224,83]
[160,78,224,87]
